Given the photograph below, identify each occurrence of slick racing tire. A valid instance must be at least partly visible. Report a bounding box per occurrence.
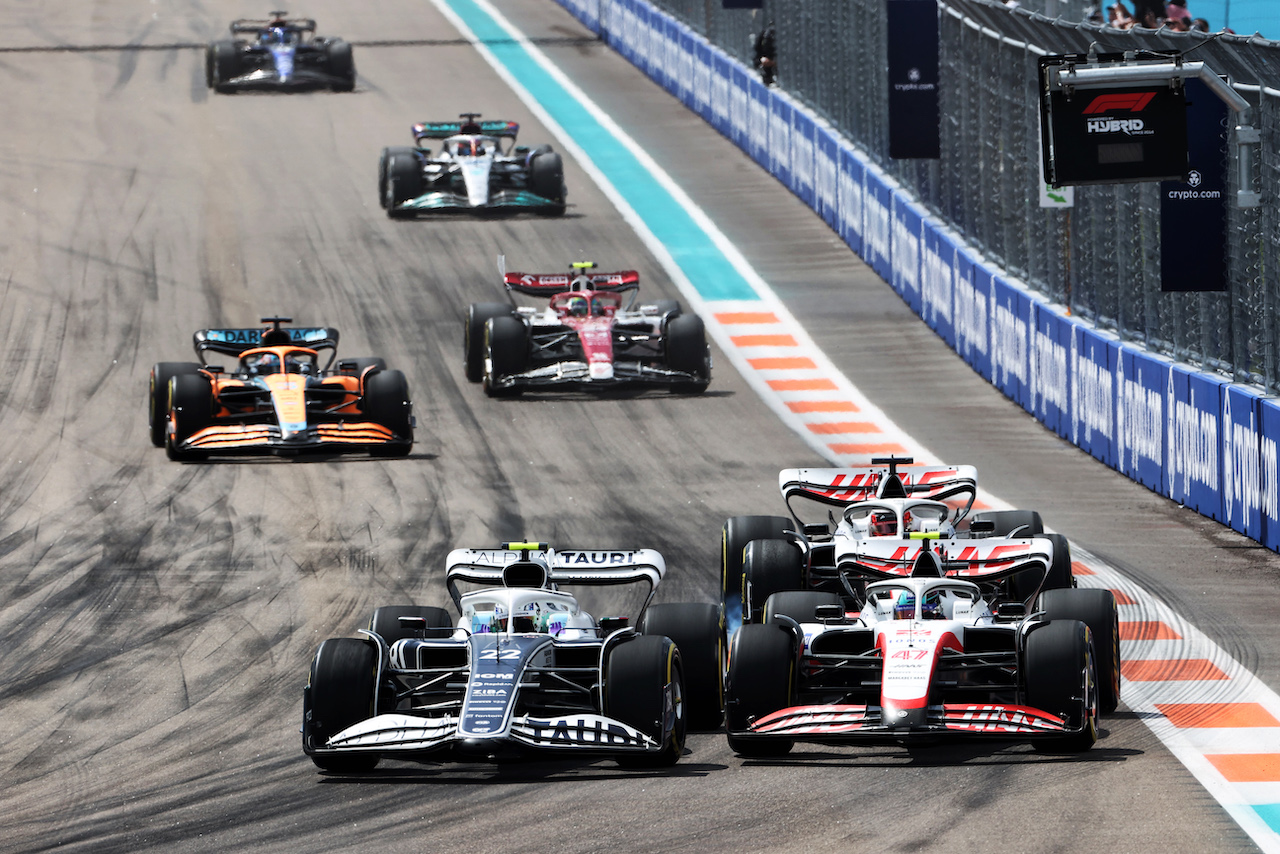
[762,591,843,624]
[725,623,794,757]
[665,313,710,394]
[465,303,514,383]
[362,369,413,456]
[1039,587,1120,713]
[653,299,682,321]
[529,150,566,215]
[483,316,528,398]
[1010,531,1074,603]
[605,635,686,767]
[743,539,804,624]
[640,603,725,730]
[369,605,454,644]
[304,638,380,773]
[324,39,356,91]
[149,362,201,447]
[972,509,1043,538]
[340,357,387,376]
[722,515,793,629]
[165,373,213,461]
[378,147,418,210]
[383,148,424,217]
[1024,619,1099,753]
[207,40,240,92]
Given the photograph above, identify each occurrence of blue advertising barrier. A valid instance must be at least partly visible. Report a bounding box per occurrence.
[953,249,991,381]
[791,109,816,207]
[1167,366,1226,522]
[550,0,1280,555]
[1030,304,1071,440]
[920,224,956,349]
[1117,346,1170,492]
[769,95,792,188]
[990,275,1030,410]
[890,198,922,313]
[815,127,839,230]
[1071,327,1118,468]
[1258,398,1280,552]
[863,170,892,282]
[837,144,864,254]
[1222,386,1265,540]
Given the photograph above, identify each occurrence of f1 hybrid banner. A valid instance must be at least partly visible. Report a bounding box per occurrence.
[1160,78,1229,292]
[887,0,940,159]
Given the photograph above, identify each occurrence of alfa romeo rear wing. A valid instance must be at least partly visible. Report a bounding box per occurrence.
[781,464,978,519]
[502,270,641,297]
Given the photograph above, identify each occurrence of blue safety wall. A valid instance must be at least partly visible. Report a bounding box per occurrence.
[552,0,1280,554]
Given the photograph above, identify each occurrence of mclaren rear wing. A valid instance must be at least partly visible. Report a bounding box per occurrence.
[781,464,978,516]
[444,545,665,611]
[193,326,340,361]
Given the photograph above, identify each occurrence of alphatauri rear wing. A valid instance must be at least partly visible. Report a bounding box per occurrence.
[444,544,665,611]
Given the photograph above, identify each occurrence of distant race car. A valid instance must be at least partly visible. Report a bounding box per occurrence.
[465,260,711,396]
[205,12,355,93]
[378,114,566,217]
[302,542,725,771]
[718,456,1120,754]
[148,316,413,460]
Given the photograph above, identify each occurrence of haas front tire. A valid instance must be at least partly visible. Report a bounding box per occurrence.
[725,624,794,757]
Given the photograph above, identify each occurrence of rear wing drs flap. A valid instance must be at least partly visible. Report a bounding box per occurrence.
[413,120,520,140]
[230,17,316,35]
[502,271,641,298]
[444,546,665,614]
[781,465,978,520]
[193,326,340,361]
[836,537,1054,587]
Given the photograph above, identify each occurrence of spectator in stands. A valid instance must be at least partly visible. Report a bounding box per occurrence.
[1107,2,1136,28]
[753,22,776,87]
[1165,0,1192,28]
[1130,0,1163,26]
[1191,17,1211,32]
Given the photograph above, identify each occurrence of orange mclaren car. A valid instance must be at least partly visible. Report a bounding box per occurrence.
[148,317,413,461]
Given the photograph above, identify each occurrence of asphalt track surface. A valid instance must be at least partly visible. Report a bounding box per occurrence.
[1,1,1278,852]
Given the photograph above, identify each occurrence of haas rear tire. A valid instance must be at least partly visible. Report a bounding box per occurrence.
[722,515,793,634]
[605,635,686,767]
[725,623,794,757]
[303,638,380,772]
[1039,587,1120,713]
[640,603,725,730]
[743,539,804,624]
[763,591,843,624]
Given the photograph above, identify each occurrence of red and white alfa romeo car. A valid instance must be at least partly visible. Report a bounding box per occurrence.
[463,260,710,396]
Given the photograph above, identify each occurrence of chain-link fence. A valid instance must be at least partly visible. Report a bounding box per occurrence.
[647,0,1280,392]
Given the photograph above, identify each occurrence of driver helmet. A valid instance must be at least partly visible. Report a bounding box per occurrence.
[921,591,945,620]
[590,296,611,316]
[284,353,311,375]
[565,295,589,317]
[870,511,897,537]
[262,26,286,44]
[893,591,915,620]
[902,510,915,533]
[248,353,280,375]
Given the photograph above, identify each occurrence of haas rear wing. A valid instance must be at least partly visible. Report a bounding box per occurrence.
[836,537,1053,585]
[413,120,520,140]
[781,464,977,515]
[445,545,665,609]
[502,271,640,297]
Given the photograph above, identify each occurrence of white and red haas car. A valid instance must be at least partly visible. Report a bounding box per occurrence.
[463,260,710,396]
[725,548,1118,756]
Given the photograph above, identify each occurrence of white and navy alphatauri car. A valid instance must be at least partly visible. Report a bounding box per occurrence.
[302,543,724,772]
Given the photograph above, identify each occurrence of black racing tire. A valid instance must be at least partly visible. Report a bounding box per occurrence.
[743,539,804,624]
[640,603,724,731]
[341,357,387,376]
[972,509,1044,538]
[605,635,686,767]
[1011,531,1074,603]
[369,605,454,644]
[465,303,514,383]
[763,591,844,624]
[1039,587,1120,714]
[149,362,201,447]
[665,313,710,394]
[304,638,380,772]
[529,151,566,215]
[653,299,682,320]
[483,316,528,398]
[325,39,356,91]
[208,40,241,92]
[384,148,424,217]
[725,623,794,757]
[1024,619,1098,752]
[362,369,413,456]
[378,146,418,210]
[165,373,212,461]
[722,515,793,628]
